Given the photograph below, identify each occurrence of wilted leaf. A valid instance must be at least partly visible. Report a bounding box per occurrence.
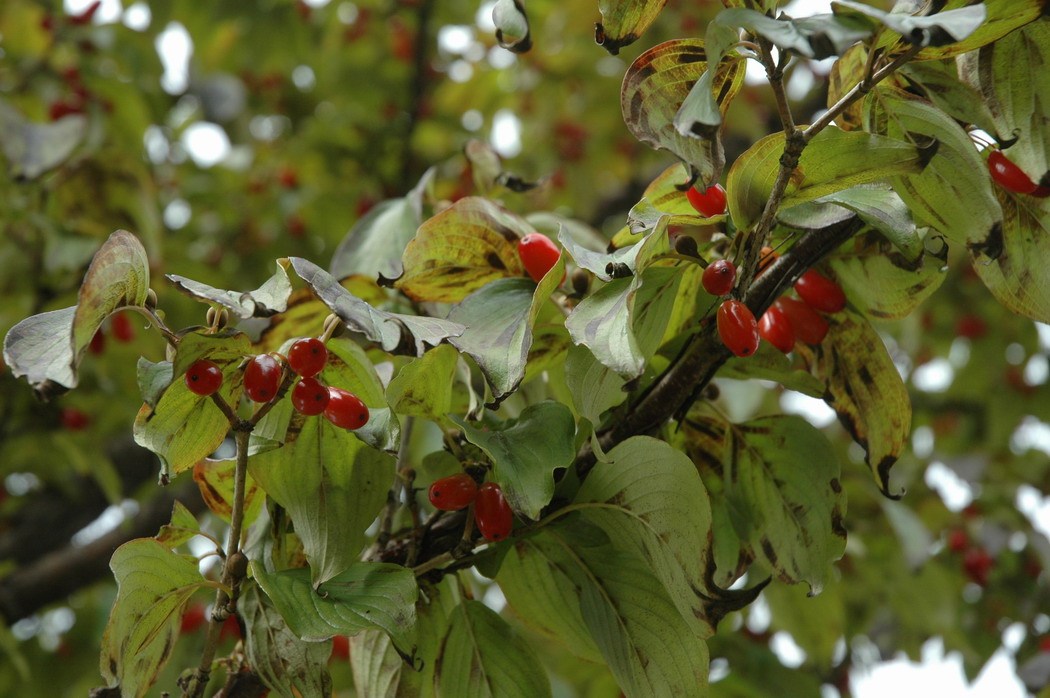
[451,401,575,519]
[833,0,985,48]
[595,0,666,55]
[902,0,1045,61]
[795,309,912,497]
[166,259,291,319]
[434,600,551,697]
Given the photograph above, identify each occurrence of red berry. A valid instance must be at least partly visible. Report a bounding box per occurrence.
[277,166,299,189]
[89,329,106,355]
[962,547,994,586]
[288,338,328,377]
[774,298,829,345]
[794,269,846,313]
[758,305,795,353]
[244,354,283,403]
[474,482,513,542]
[185,360,223,396]
[292,376,330,415]
[60,407,90,431]
[428,473,479,511]
[324,388,369,430]
[219,613,242,641]
[946,529,969,553]
[988,150,1037,194]
[702,259,736,296]
[1039,636,1050,654]
[330,635,350,662]
[685,183,727,217]
[518,233,562,283]
[717,300,759,358]
[111,312,135,343]
[955,314,987,340]
[69,0,101,25]
[180,604,207,635]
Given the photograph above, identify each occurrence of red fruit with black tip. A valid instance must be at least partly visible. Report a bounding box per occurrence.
[685,183,727,217]
[758,305,795,354]
[774,298,829,345]
[288,337,328,377]
[518,233,562,283]
[717,300,759,357]
[324,388,369,430]
[794,270,846,313]
[244,354,282,403]
[474,482,513,542]
[988,150,1037,194]
[428,473,479,511]
[702,259,736,296]
[292,376,330,415]
[185,359,223,396]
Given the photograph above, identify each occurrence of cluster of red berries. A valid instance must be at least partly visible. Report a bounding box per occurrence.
[427,474,513,542]
[184,337,370,430]
[704,248,847,357]
[517,233,563,284]
[987,150,1050,197]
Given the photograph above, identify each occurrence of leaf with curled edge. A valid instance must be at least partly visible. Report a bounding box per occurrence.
[492,0,531,53]
[166,259,291,319]
[4,230,150,398]
[290,257,463,357]
[622,39,745,187]
[595,0,667,55]
[794,309,911,498]
[393,197,530,303]
[833,0,984,48]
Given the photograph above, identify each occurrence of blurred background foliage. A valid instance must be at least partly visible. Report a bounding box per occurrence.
[0,0,1048,696]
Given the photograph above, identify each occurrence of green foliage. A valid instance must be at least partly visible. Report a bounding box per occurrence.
[2,0,1050,696]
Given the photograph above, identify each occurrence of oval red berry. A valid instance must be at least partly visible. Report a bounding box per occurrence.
[775,297,829,345]
[474,482,514,542]
[702,259,736,296]
[518,233,562,283]
[60,407,91,431]
[685,183,727,217]
[428,473,479,511]
[244,354,283,403]
[324,388,369,430]
[988,150,1037,194]
[292,376,330,415]
[758,305,795,354]
[717,300,759,357]
[794,269,846,313]
[288,337,328,377]
[185,359,223,396]
[111,312,135,342]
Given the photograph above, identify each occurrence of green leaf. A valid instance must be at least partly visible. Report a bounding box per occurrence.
[595,0,666,55]
[154,501,203,548]
[166,259,291,319]
[970,192,1050,322]
[241,581,333,698]
[959,19,1050,181]
[565,266,683,379]
[795,309,912,497]
[866,88,1002,252]
[720,8,874,58]
[833,0,985,48]
[0,99,86,179]
[434,600,552,697]
[395,197,531,303]
[252,562,418,653]
[330,168,434,281]
[621,39,745,184]
[492,0,531,53]
[193,458,264,524]
[451,401,575,519]
[828,235,946,319]
[574,436,715,635]
[136,358,173,409]
[900,0,1045,61]
[728,126,925,231]
[688,414,847,592]
[719,342,827,397]
[897,61,1001,139]
[3,230,150,395]
[99,540,207,698]
[538,520,710,697]
[563,343,628,427]
[171,328,253,381]
[250,420,394,586]
[496,536,605,663]
[447,268,562,404]
[290,257,464,356]
[322,337,400,452]
[386,344,459,420]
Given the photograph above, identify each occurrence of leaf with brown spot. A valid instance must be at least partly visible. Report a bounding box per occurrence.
[193,458,263,524]
[829,236,946,319]
[595,0,666,54]
[396,197,530,303]
[795,309,911,497]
